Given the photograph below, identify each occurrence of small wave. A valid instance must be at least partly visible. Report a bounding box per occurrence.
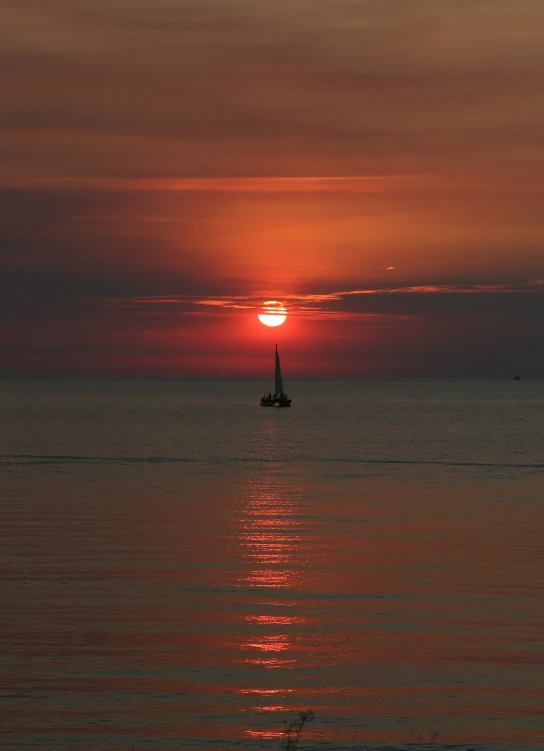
[0,453,194,466]
[0,453,543,470]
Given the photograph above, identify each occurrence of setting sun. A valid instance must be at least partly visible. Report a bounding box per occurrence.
[258,301,287,327]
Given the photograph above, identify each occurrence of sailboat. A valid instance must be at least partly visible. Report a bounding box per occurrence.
[260,345,292,407]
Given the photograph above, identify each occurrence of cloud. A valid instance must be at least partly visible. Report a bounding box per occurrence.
[90,281,544,320]
[2,0,544,182]
[0,175,425,193]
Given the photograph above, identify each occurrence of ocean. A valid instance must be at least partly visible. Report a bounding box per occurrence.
[1,379,543,751]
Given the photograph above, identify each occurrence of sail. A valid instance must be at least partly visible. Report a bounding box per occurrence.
[274,345,284,395]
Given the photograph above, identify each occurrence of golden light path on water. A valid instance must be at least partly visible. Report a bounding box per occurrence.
[234,465,312,743]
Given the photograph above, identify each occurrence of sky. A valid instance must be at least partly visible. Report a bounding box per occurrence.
[1,0,544,377]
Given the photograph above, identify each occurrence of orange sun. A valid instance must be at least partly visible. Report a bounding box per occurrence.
[258,300,287,327]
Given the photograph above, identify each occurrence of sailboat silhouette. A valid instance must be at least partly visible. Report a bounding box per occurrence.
[260,345,292,408]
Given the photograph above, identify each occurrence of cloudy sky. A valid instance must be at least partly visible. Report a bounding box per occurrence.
[1,0,544,376]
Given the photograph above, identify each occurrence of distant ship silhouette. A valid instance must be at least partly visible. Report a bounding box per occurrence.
[514,375,521,380]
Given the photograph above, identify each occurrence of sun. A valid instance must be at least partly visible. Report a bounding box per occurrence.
[258,300,287,327]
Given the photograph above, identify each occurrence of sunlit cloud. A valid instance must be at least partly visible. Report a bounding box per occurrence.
[0,175,427,193]
[89,280,544,321]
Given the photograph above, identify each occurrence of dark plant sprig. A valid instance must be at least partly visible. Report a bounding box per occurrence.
[282,710,315,750]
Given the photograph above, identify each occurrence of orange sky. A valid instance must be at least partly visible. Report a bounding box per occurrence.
[1,1,544,376]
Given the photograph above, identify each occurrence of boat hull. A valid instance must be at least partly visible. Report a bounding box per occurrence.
[260,399,291,408]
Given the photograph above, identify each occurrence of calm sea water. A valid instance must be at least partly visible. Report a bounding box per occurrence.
[1,380,543,751]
